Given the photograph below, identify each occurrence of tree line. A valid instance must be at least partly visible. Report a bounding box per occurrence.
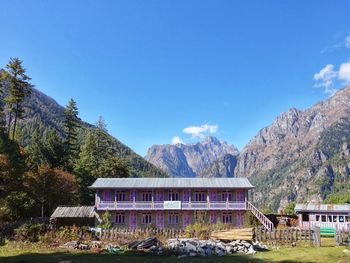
[0,58,130,223]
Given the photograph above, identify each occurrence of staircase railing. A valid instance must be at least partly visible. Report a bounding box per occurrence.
[246,200,274,231]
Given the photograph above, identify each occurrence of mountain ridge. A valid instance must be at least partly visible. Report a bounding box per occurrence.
[145,136,239,177]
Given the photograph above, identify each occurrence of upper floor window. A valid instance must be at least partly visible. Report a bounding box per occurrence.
[222,212,232,224]
[103,190,113,201]
[115,213,125,224]
[168,191,179,201]
[142,213,152,224]
[142,191,152,201]
[116,191,126,202]
[168,212,179,224]
[221,191,232,201]
[195,191,206,202]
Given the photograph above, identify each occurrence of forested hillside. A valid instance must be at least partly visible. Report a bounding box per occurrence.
[0,58,166,223]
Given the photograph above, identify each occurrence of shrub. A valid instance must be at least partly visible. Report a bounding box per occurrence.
[284,202,296,215]
[14,223,45,242]
[99,211,112,230]
[244,211,261,227]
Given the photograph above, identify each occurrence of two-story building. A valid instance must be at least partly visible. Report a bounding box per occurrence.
[89,177,273,230]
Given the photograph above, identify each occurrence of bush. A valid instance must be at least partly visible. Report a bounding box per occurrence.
[284,202,296,215]
[99,211,112,229]
[244,211,261,227]
[14,223,45,242]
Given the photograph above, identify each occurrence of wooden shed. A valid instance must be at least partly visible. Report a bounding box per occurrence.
[50,206,97,227]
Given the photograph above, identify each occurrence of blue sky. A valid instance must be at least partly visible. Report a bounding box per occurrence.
[1,0,350,156]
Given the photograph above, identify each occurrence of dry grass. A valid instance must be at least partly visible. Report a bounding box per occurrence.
[0,239,349,263]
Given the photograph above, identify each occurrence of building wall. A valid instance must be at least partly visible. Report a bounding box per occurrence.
[96,210,246,229]
[97,189,248,202]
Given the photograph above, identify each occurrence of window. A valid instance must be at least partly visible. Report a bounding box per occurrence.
[116,191,126,202]
[222,213,232,224]
[195,191,206,201]
[339,216,344,223]
[302,213,309,222]
[168,191,179,201]
[333,216,337,222]
[221,191,232,201]
[142,213,152,224]
[168,213,179,224]
[327,215,332,222]
[316,215,320,221]
[345,216,349,222]
[142,191,152,201]
[115,213,125,224]
[321,215,326,222]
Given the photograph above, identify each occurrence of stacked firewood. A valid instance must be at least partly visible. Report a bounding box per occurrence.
[210,228,253,241]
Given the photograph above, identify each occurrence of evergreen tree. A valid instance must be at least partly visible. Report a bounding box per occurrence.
[97,155,130,178]
[0,69,8,137]
[63,98,80,170]
[3,58,33,140]
[43,129,65,168]
[27,130,46,168]
[95,116,109,167]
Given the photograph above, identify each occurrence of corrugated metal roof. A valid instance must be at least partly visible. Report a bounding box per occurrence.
[51,206,95,218]
[295,203,350,212]
[89,177,254,189]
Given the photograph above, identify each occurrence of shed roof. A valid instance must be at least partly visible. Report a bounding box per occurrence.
[295,203,350,213]
[89,177,254,189]
[51,206,96,218]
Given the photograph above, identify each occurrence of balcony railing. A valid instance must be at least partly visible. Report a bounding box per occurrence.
[96,201,246,210]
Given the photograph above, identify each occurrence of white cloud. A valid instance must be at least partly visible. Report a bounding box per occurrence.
[171,136,184,145]
[345,35,350,49]
[313,64,338,95]
[183,124,218,138]
[339,61,350,83]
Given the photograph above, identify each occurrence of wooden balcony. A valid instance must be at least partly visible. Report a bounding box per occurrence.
[96,201,247,211]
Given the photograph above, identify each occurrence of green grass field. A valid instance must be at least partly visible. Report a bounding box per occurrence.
[0,240,349,263]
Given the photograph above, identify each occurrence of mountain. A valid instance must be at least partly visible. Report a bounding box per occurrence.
[235,86,350,211]
[199,153,237,178]
[145,136,239,177]
[1,87,167,178]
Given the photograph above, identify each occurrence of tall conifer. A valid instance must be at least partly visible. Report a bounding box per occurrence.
[3,58,33,140]
[63,98,80,170]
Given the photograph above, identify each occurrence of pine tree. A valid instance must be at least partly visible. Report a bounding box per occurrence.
[0,71,6,137]
[63,98,80,170]
[3,58,33,140]
[95,116,109,167]
[43,129,65,168]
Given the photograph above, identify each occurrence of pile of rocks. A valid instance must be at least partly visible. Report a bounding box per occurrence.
[149,238,268,257]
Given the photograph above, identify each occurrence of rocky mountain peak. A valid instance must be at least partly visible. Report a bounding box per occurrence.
[145,136,239,177]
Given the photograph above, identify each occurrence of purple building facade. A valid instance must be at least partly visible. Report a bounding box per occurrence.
[90,178,273,230]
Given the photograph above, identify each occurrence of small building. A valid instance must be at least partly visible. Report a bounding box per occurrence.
[89,177,274,230]
[50,206,97,227]
[295,203,350,230]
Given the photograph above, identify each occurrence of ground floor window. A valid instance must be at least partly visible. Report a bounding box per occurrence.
[115,213,125,224]
[315,214,347,223]
[142,213,152,224]
[222,212,232,224]
[302,213,309,222]
[168,212,179,224]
